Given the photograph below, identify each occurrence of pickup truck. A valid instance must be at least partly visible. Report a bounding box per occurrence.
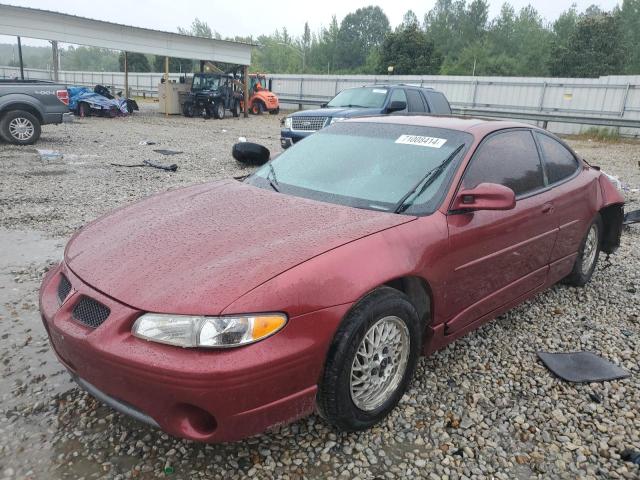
[0,79,71,145]
[280,84,452,149]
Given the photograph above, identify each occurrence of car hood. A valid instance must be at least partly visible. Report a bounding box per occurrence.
[65,180,413,315]
[293,107,383,118]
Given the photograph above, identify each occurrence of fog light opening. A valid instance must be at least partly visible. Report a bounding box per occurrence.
[174,404,217,437]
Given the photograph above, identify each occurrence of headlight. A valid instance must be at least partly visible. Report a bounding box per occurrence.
[328,117,347,126]
[284,117,292,129]
[132,313,287,348]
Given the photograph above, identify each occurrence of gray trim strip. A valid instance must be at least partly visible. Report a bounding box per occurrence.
[70,373,159,428]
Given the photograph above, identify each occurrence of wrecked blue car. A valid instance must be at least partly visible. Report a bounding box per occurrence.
[68,85,138,117]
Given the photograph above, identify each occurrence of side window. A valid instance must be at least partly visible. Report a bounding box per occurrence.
[406,89,426,112]
[535,132,579,184]
[462,130,545,196]
[389,89,407,111]
[425,91,451,114]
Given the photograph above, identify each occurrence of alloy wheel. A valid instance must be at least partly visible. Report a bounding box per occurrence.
[8,117,34,141]
[350,316,410,411]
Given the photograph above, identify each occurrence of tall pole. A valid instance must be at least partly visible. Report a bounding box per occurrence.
[17,36,24,80]
[164,56,169,116]
[51,40,59,81]
[123,51,129,98]
[243,65,249,118]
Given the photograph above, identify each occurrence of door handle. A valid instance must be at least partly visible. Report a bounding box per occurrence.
[542,203,554,214]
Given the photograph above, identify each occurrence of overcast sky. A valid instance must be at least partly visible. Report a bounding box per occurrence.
[0,0,622,47]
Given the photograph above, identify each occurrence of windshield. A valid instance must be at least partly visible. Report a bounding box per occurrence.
[192,75,221,91]
[327,87,389,108]
[246,122,471,215]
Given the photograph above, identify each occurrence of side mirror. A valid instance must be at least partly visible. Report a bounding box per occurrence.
[386,100,407,113]
[451,183,516,212]
[232,142,270,166]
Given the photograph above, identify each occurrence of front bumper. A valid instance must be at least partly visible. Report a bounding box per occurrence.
[280,129,314,149]
[40,263,350,442]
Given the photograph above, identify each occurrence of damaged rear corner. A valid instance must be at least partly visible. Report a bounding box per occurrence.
[600,203,624,254]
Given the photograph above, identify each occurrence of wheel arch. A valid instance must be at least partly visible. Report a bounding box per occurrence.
[0,102,43,122]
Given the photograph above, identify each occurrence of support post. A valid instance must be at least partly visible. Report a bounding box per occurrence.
[123,51,129,98]
[243,65,249,118]
[17,36,24,80]
[200,60,205,73]
[51,40,59,81]
[165,56,169,116]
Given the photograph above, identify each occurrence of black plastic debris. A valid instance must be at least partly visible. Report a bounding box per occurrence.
[623,209,640,225]
[110,160,177,172]
[588,392,602,403]
[153,149,183,156]
[621,449,640,465]
[537,351,630,383]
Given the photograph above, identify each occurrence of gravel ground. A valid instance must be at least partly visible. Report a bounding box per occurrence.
[0,104,639,479]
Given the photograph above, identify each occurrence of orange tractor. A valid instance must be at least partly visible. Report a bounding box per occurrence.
[245,74,280,115]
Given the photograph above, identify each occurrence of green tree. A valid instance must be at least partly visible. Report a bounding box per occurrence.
[550,12,624,77]
[618,0,640,73]
[118,52,150,72]
[378,23,442,74]
[336,6,390,70]
[153,56,193,73]
[177,18,221,39]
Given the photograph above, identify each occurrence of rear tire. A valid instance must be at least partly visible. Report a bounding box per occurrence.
[269,107,280,115]
[317,287,421,432]
[232,101,240,118]
[0,110,41,145]
[182,102,194,117]
[564,214,603,287]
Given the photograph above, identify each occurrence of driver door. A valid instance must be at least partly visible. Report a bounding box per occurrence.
[441,129,558,332]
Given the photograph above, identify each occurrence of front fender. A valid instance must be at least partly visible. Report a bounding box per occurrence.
[222,214,447,319]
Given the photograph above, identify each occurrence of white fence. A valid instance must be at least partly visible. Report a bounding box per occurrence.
[2,65,639,135]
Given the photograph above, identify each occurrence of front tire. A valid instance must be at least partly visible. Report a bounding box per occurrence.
[317,287,421,432]
[0,110,41,145]
[564,214,603,287]
[232,101,240,117]
[213,102,225,119]
[251,101,264,115]
[182,102,194,117]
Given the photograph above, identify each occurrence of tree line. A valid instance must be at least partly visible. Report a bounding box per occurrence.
[1,1,638,78]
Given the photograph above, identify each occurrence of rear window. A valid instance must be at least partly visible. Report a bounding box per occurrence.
[425,91,451,114]
[535,132,580,184]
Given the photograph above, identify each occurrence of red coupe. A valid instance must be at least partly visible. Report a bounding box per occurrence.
[39,115,624,442]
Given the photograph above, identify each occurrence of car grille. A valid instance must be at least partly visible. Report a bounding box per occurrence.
[72,296,110,328]
[57,274,72,305]
[291,116,327,131]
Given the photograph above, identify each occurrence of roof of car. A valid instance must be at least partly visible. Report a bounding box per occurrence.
[344,114,536,135]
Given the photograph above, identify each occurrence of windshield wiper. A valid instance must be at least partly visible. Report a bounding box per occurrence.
[393,144,464,214]
[266,161,280,192]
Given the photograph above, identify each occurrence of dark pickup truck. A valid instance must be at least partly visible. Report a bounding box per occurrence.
[280,84,452,148]
[0,79,72,145]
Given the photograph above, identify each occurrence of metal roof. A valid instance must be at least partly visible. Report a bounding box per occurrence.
[0,4,254,65]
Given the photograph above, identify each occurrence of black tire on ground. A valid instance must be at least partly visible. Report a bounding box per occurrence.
[251,101,265,115]
[231,142,270,166]
[77,102,91,118]
[269,107,280,115]
[317,287,422,432]
[232,101,240,118]
[182,102,194,117]
[0,110,41,145]
[213,102,225,119]
[564,214,603,287]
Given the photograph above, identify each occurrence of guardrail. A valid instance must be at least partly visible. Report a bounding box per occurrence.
[277,97,640,130]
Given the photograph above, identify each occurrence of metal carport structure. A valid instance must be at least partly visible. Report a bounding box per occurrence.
[0,3,254,116]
